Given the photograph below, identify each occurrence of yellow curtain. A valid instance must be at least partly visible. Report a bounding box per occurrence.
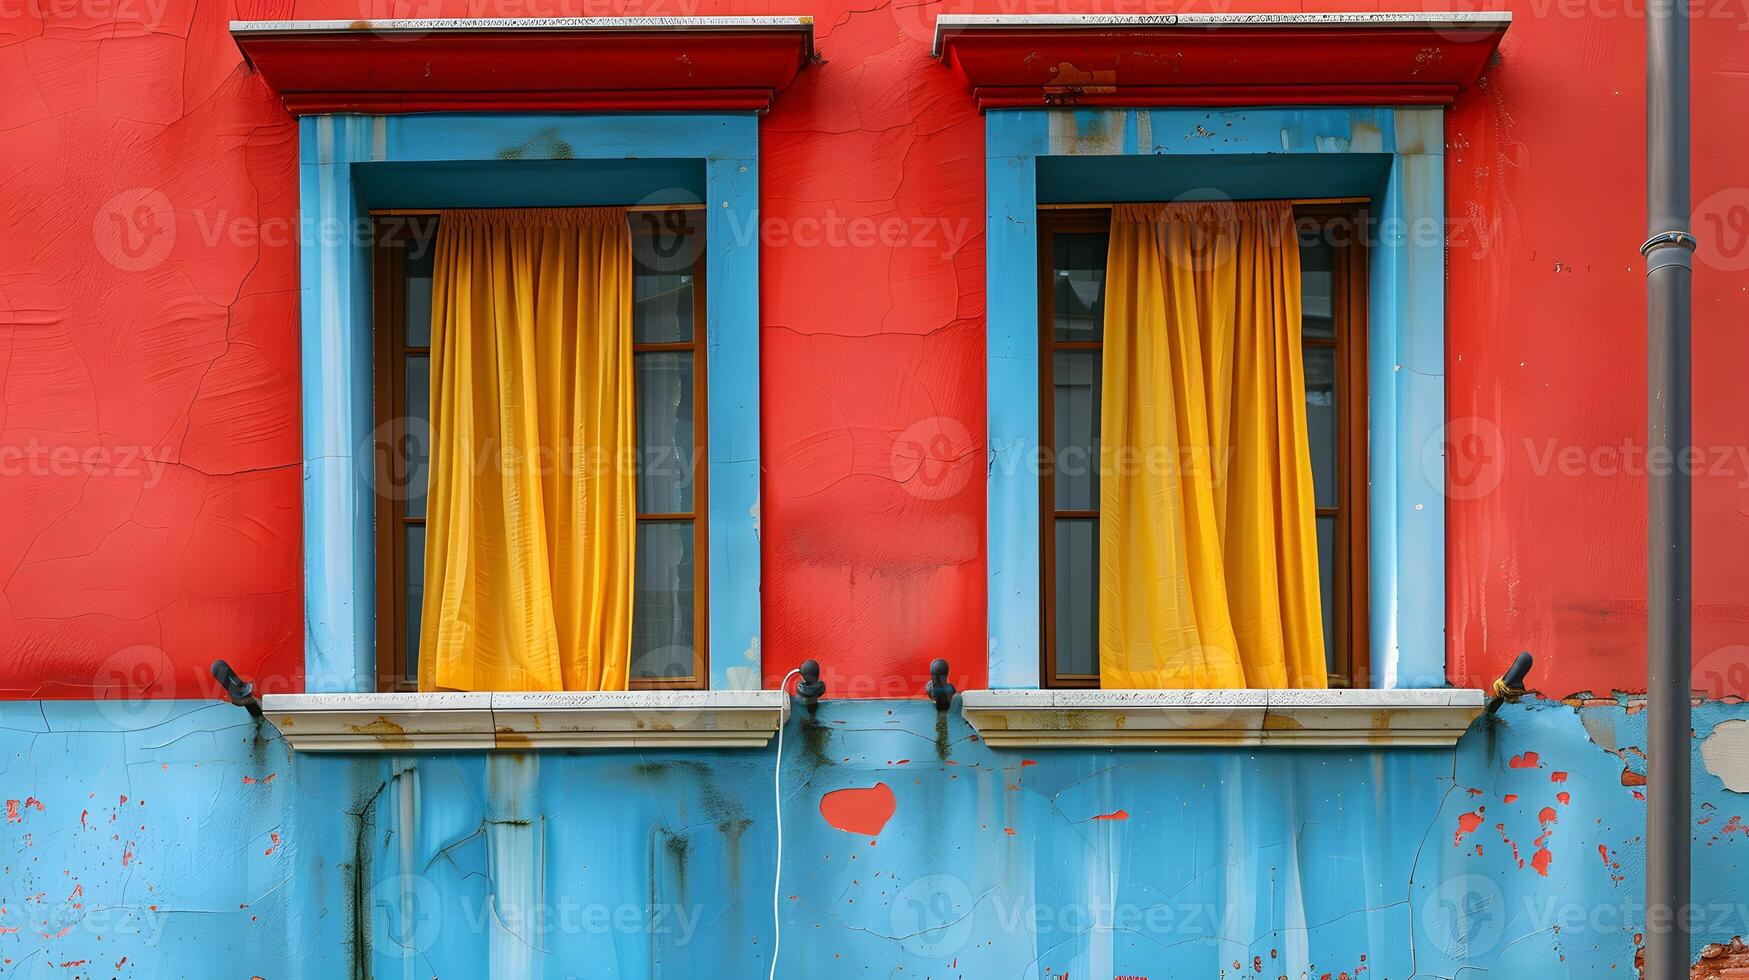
[419,208,636,692]
[1099,201,1327,690]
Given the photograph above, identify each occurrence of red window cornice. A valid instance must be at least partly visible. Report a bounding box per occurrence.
[932,12,1510,111]
[231,17,816,115]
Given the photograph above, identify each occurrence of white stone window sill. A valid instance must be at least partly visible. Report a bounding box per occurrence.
[260,691,791,752]
[959,688,1485,748]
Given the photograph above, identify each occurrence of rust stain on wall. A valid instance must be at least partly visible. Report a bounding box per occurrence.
[1693,937,1749,979]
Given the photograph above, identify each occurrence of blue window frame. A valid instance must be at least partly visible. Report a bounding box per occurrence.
[298,113,762,692]
[985,107,1447,690]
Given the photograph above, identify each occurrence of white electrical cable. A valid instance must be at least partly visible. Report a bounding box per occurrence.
[770,667,801,980]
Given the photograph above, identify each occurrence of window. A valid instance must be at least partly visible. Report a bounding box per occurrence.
[627,211,710,691]
[372,209,709,692]
[1037,204,1370,689]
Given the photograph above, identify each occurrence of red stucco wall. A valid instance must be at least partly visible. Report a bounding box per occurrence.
[2,0,1745,700]
[1443,3,1749,695]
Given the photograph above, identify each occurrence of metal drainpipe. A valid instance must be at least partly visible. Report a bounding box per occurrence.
[1643,0,1695,969]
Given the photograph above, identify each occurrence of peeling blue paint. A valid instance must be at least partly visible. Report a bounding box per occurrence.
[4,699,1746,977]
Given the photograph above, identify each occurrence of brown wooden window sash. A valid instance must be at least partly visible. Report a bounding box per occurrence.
[629,211,710,691]
[1039,210,1110,690]
[371,211,709,693]
[373,215,435,693]
[1037,205,1371,689]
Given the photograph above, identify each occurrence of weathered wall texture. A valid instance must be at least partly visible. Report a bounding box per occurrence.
[3,700,1748,976]
[4,0,1749,976]
[0,0,304,699]
[3,0,1745,700]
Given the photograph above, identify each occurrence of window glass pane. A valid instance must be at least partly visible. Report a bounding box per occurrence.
[635,351,695,514]
[404,355,429,518]
[404,237,435,348]
[633,520,695,679]
[1053,349,1101,511]
[1054,517,1099,678]
[1052,233,1108,341]
[1316,515,1336,676]
[1303,346,1337,508]
[406,522,425,684]
[1299,235,1335,339]
[632,220,696,344]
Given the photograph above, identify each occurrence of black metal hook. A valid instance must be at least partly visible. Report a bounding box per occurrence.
[926,658,955,711]
[1485,651,1534,717]
[210,659,263,718]
[795,659,826,714]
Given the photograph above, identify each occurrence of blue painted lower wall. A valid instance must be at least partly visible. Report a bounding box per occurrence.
[3,699,1746,978]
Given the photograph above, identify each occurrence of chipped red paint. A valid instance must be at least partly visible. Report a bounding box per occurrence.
[1550,771,1568,782]
[1091,809,1130,821]
[1714,815,1749,843]
[819,783,896,837]
[1454,808,1486,846]
[1692,937,1749,978]
[1557,791,1571,805]
[1497,823,1524,869]
[1538,806,1558,826]
[1509,752,1542,769]
[1504,793,1520,803]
